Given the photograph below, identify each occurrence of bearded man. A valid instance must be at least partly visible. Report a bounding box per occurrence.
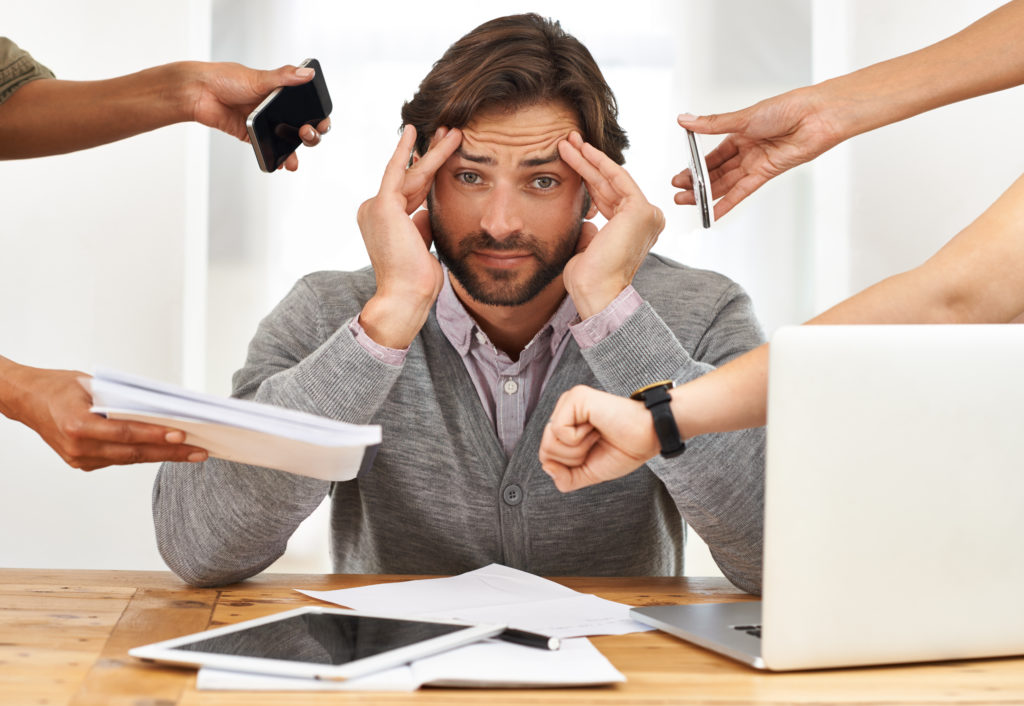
[154,13,766,594]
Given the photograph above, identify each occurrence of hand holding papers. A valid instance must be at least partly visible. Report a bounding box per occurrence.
[88,368,380,480]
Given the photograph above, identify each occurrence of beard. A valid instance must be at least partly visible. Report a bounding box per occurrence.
[430,205,582,307]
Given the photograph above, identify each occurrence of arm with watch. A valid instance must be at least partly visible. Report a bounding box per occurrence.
[549,254,766,594]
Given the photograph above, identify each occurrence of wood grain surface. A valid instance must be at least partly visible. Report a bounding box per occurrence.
[2,569,1022,705]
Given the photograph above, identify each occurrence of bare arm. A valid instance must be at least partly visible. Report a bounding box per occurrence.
[542,173,1024,485]
[0,61,329,169]
[675,0,1024,218]
[677,172,1024,434]
[0,356,207,471]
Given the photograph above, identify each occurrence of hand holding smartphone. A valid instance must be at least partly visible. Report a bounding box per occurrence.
[246,58,333,172]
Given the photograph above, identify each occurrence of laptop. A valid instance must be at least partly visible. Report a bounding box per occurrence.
[632,325,1024,670]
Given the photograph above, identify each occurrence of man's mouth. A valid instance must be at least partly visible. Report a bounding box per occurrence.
[471,250,535,269]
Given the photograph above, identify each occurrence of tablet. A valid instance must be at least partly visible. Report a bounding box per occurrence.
[129,606,504,681]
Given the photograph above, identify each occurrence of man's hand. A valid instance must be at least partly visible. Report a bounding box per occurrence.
[356,125,462,349]
[1,363,207,471]
[673,87,845,219]
[539,385,660,492]
[557,132,665,318]
[186,62,332,172]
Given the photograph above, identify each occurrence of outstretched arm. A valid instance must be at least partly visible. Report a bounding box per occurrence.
[542,172,1024,487]
[674,0,1024,218]
[0,61,330,169]
[0,356,207,471]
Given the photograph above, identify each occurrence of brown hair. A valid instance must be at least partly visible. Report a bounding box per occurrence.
[401,13,629,164]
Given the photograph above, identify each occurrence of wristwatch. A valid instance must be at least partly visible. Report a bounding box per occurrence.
[630,380,686,458]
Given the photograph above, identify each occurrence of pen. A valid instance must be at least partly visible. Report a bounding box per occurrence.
[497,628,561,651]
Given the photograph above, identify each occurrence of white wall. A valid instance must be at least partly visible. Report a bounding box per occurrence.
[0,0,210,569]
[2,0,1021,575]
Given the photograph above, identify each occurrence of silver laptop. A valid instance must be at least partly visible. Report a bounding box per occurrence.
[632,325,1024,670]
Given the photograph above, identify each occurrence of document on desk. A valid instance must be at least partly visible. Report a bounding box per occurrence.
[88,368,380,481]
[297,563,654,638]
[197,637,624,691]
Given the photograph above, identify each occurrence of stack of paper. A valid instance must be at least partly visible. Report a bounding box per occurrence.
[89,368,381,481]
[300,563,653,638]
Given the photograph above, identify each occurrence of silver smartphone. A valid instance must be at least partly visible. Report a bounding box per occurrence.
[245,58,332,172]
[685,129,714,228]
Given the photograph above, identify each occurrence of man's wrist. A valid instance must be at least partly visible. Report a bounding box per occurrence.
[568,277,631,321]
[359,293,434,350]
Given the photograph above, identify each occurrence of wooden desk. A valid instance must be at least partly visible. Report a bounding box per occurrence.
[3,569,1023,705]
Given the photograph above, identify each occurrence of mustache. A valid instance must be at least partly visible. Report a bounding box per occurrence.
[458,231,544,255]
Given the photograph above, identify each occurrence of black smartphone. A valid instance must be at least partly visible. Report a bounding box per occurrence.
[245,58,332,172]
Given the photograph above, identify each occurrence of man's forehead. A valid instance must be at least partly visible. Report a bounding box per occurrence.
[455,101,579,165]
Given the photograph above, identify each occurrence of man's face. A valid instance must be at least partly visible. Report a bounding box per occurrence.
[429,101,589,307]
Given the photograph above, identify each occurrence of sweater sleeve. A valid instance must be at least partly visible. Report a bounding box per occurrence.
[578,268,766,594]
[153,274,405,586]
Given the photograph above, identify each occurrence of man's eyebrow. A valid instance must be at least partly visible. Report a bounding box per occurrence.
[454,147,563,168]
[455,147,494,165]
[519,150,562,168]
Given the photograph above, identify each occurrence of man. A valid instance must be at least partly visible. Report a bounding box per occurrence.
[0,37,329,470]
[153,14,766,593]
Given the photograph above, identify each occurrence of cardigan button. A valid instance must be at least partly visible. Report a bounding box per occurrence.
[502,484,523,506]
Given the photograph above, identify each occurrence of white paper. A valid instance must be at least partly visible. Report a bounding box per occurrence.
[298,563,653,638]
[88,368,381,481]
[197,637,623,691]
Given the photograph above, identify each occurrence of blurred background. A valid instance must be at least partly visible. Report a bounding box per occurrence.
[3,0,1021,576]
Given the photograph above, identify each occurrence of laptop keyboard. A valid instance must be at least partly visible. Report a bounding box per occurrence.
[732,624,762,638]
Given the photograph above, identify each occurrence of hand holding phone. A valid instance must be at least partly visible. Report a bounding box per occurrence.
[246,58,333,172]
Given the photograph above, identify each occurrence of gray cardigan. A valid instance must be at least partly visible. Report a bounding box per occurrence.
[154,253,766,592]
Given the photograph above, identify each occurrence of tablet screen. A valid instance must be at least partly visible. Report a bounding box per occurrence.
[177,613,465,666]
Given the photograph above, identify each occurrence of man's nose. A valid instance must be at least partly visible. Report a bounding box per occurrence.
[479,184,524,240]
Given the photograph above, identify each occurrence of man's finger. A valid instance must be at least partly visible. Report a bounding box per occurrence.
[379,125,419,192]
[409,127,462,179]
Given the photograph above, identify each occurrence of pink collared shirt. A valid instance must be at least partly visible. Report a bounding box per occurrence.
[349,272,642,456]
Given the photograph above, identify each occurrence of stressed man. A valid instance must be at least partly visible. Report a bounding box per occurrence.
[154,14,766,593]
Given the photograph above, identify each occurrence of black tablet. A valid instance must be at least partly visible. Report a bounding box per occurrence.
[129,606,504,681]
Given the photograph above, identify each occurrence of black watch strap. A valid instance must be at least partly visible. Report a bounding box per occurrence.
[631,380,686,458]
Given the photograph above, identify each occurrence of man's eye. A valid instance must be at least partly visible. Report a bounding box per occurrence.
[457,172,481,185]
[533,176,557,189]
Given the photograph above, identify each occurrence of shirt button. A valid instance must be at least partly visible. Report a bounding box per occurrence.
[503,379,519,395]
[502,484,524,506]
